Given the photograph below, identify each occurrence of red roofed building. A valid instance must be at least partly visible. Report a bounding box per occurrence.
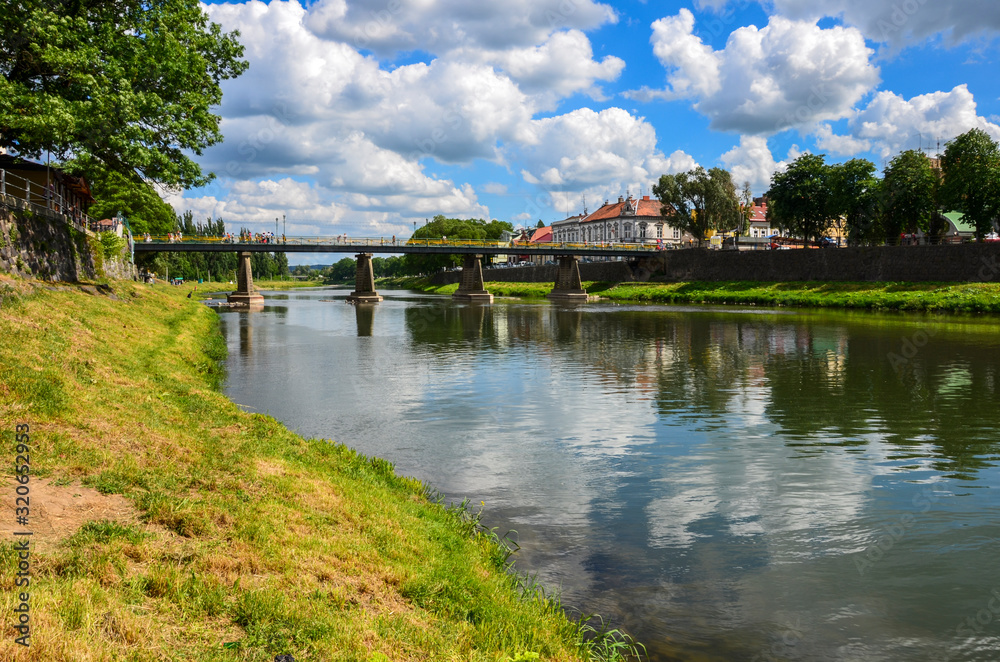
[528,225,552,264]
[748,198,774,240]
[552,194,691,246]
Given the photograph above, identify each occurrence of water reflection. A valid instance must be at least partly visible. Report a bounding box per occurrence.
[354,303,375,337]
[219,294,1000,662]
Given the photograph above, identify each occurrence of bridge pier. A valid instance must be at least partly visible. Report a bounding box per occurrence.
[227,251,265,306]
[346,253,383,303]
[547,256,589,301]
[452,254,493,303]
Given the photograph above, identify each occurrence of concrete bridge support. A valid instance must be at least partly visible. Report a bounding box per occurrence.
[547,256,589,301]
[227,251,264,306]
[452,254,493,303]
[346,253,383,303]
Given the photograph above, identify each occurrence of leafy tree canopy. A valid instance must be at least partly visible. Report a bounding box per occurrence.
[653,166,739,245]
[406,215,512,274]
[766,153,836,245]
[830,158,883,245]
[882,150,938,241]
[70,160,177,235]
[0,0,247,189]
[940,128,1000,239]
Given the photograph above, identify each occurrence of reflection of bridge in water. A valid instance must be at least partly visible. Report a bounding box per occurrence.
[135,235,664,305]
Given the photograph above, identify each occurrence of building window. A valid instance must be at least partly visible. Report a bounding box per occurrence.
[624,223,632,238]
[656,225,663,238]
[673,227,680,239]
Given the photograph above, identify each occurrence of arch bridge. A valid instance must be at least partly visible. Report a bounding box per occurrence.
[134,236,666,304]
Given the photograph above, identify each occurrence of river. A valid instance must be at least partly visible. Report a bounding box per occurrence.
[216,287,1000,662]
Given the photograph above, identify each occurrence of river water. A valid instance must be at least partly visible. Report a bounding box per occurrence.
[216,287,1000,662]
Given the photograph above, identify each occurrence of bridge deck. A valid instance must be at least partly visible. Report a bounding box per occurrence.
[133,236,668,258]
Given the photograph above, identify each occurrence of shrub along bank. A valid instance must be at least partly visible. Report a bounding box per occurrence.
[391,278,1000,313]
[0,276,640,661]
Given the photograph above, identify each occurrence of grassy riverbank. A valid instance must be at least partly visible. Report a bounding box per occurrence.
[0,276,639,661]
[395,278,1000,313]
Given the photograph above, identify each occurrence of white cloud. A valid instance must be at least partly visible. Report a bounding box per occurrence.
[813,124,873,156]
[195,0,645,230]
[806,85,1000,160]
[514,108,698,217]
[633,11,880,134]
[483,182,509,195]
[461,30,625,110]
[519,107,691,189]
[720,135,789,194]
[305,0,617,56]
[763,0,1000,46]
[851,85,1000,158]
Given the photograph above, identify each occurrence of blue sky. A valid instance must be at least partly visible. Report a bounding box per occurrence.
[173,0,1000,247]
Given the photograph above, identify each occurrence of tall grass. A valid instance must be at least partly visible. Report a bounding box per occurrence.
[0,276,644,661]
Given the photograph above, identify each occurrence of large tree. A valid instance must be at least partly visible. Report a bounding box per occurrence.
[830,158,883,245]
[403,216,513,274]
[765,153,835,245]
[882,150,938,243]
[940,128,1000,240]
[653,166,740,246]
[0,0,247,189]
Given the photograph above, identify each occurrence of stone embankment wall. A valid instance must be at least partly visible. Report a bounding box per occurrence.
[430,245,1000,285]
[655,245,1000,282]
[0,200,135,282]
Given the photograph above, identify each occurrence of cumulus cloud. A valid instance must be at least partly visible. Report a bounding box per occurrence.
[720,135,790,194]
[515,108,697,215]
[764,0,1000,47]
[810,85,1000,159]
[191,0,639,231]
[631,10,880,134]
[519,108,693,189]
[813,124,873,156]
[305,0,617,55]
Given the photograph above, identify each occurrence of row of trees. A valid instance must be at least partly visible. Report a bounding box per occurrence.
[654,129,1000,247]
[140,211,287,282]
[768,129,1000,245]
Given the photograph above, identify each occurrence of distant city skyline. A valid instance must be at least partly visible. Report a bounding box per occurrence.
[171,0,1000,251]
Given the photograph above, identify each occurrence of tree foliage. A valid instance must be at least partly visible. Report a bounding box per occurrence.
[765,154,836,245]
[0,0,248,189]
[653,166,740,246]
[71,162,177,234]
[404,215,513,274]
[940,128,1000,240]
[882,150,938,242]
[830,158,882,245]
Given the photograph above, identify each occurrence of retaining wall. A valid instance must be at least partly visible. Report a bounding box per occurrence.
[430,245,1000,285]
[0,199,135,282]
[655,245,1000,282]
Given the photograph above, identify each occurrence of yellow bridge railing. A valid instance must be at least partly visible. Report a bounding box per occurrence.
[138,235,665,251]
